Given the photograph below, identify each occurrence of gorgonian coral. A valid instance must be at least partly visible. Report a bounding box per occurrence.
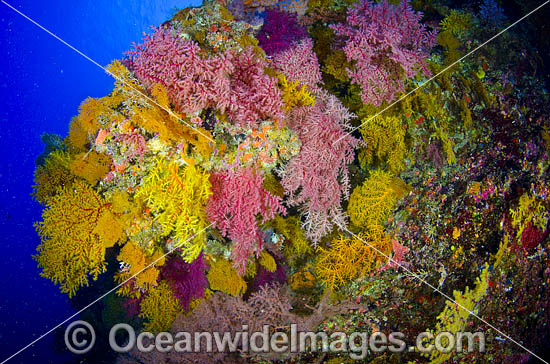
[34,182,118,297]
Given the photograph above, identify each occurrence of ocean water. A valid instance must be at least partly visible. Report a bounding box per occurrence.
[0,1,201,362]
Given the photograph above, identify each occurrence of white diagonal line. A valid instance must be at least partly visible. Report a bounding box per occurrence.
[1,0,214,143]
[339,225,549,364]
[0,223,214,364]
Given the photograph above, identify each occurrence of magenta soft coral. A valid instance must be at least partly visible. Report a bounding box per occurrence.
[160,254,208,310]
[331,0,436,106]
[206,167,286,274]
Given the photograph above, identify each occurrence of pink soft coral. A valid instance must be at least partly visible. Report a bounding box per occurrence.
[226,47,285,128]
[272,38,323,89]
[130,28,284,129]
[129,27,233,116]
[206,167,286,274]
[280,90,360,242]
[331,0,436,106]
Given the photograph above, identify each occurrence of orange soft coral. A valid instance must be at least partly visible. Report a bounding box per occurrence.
[315,226,392,290]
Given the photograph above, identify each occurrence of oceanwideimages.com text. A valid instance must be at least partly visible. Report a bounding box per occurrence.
[65,320,485,360]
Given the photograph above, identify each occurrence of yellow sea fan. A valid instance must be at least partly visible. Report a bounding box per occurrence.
[259,251,277,272]
[32,149,75,204]
[359,114,407,173]
[440,10,471,38]
[422,264,490,364]
[34,181,110,297]
[140,282,182,333]
[268,215,312,258]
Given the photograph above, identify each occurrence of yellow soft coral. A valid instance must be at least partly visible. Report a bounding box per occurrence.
[259,251,277,272]
[66,90,126,153]
[93,210,125,248]
[315,226,392,290]
[32,150,75,204]
[510,193,549,243]
[323,50,351,82]
[278,74,315,112]
[269,215,312,258]
[420,233,512,364]
[422,264,490,364]
[136,157,211,262]
[359,114,407,174]
[440,10,471,38]
[108,190,142,226]
[108,61,213,157]
[348,170,410,228]
[432,127,457,166]
[140,282,182,333]
[115,240,165,298]
[106,60,148,106]
[69,151,111,185]
[207,258,247,296]
[34,181,112,297]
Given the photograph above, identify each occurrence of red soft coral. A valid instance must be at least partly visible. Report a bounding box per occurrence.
[206,167,286,274]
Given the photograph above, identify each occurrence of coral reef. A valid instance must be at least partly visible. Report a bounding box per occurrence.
[31,0,550,362]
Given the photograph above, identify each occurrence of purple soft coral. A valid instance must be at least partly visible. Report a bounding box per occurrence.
[257,9,307,56]
[160,253,208,310]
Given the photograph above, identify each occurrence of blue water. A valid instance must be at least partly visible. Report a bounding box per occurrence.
[0,1,201,362]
